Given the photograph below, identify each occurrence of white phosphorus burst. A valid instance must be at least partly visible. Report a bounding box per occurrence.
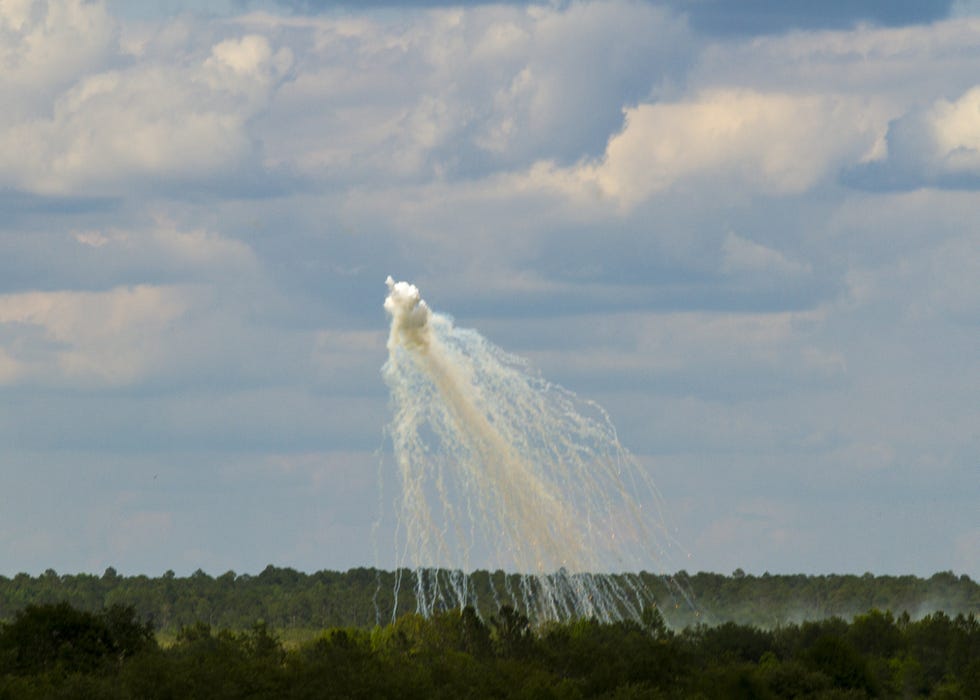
[382,277,687,624]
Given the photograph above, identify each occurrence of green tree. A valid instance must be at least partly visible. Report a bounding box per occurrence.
[490,605,532,657]
[803,634,878,696]
[0,602,153,675]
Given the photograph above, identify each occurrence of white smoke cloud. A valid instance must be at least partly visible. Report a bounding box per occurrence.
[384,276,432,351]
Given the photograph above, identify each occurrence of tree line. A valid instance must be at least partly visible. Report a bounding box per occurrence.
[1,600,977,698]
[1,567,975,633]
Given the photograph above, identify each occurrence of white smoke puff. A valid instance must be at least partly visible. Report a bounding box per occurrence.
[384,276,431,350]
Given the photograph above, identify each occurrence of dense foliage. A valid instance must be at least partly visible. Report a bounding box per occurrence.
[0,601,977,698]
[1,568,976,633]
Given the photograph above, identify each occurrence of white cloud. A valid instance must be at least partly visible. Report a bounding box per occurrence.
[855,84,980,189]
[203,33,294,106]
[248,1,691,181]
[584,90,882,208]
[0,9,293,195]
[1,2,978,580]
[0,285,190,386]
[930,86,980,164]
[0,0,117,114]
[0,0,33,31]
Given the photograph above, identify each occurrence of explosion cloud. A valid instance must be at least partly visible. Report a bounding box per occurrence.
[382,278,687,623]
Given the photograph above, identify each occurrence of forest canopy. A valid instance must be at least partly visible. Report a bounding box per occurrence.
[0,598,977,698]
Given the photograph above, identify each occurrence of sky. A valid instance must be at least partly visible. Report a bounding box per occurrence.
[1,0,978,580]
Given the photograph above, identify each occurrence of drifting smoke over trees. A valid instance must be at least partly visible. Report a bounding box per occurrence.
[0,568,975,632]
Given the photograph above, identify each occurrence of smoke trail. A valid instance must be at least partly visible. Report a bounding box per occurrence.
[382,277,687,623]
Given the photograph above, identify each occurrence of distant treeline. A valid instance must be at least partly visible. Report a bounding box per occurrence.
[1,600,978,698]
[0,567,976,632]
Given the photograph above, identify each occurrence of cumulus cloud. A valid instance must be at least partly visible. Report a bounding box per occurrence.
[443,88,884,224]
[0,2,293,196]
[203,33,294,105]
[2,0,978,579]
[0,0,118,113]
[583,90,882,208]
[249,1,692,182]
[326,89,884,304]
[846,85,980,190]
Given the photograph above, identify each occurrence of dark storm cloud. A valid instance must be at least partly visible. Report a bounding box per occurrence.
[259,0,535,11]
[843,160,980,192]
[261,0,953,34]
[0,189,119,217]
[664,0,954,36]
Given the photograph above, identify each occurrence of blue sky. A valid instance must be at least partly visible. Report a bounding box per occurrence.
[1,0,978,579]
